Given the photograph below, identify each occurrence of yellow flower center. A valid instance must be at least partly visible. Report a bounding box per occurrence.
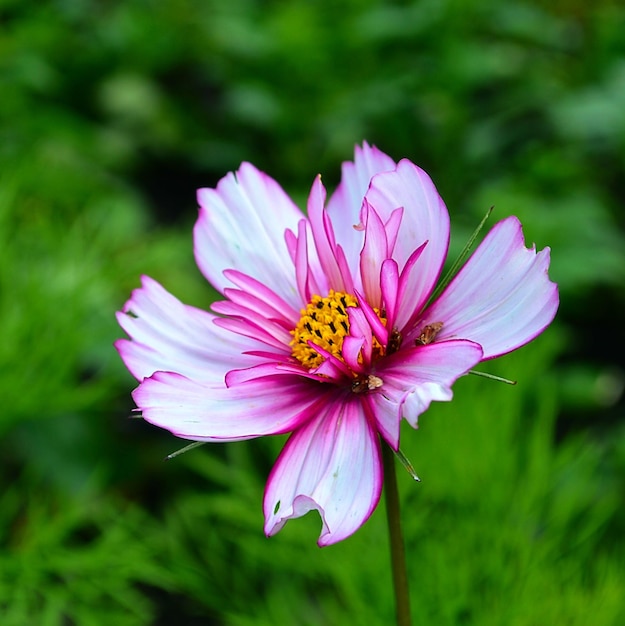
[290,290,385,370]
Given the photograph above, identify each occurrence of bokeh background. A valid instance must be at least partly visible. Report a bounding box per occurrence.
[1,1,624,624]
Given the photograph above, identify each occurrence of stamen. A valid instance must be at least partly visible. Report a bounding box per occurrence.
[291,291,359,370]
[290,290,386,372]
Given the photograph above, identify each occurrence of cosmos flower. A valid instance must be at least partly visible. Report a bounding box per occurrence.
[116,143,558,546]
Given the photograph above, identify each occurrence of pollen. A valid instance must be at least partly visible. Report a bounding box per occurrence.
[290,290,386,371]
[290,290,356,369]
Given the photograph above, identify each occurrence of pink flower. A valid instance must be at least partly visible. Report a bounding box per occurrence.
[116,143,558,546]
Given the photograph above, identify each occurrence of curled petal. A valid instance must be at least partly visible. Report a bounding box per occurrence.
[327,142,397,270]
[226,361,328,386]
[222,269,300,326]
[309,344,353,381]
[134,372,324,441]
[365,159,450,323]
[380,259,400,336]
[211,301,293,346]
[291,219,326,304]
[359,200,391,307]
[194,163,303,308]
[307,176,346,292]
[115,276,254,383]
[343,306,376,372]
[212,316,291,353]
[307,180,357,294]
[394,240,429,330]
[420,216,559,359]
[355,289,389,348]
[264,397,382,546]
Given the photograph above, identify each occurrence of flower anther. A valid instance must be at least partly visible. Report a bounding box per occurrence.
[290,290,386,379]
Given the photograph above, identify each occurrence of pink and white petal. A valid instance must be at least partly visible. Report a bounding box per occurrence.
[383,206,404,259]
[355,290,389,347]
[327,143,397,270]
[334,243,356,295]
[359,200,390,307]
[341,334,366,375]
[225,360,315,386]
[221,288,294,331]
[363,393,401,450]
[380,259,400,335]
[222,269,300,327]
[399,383,453,428]
[307,176,349,292]
[344,306,375,371]
[194,163,303,308]
[264,396,383,546]
[420,217,559,359]
[134,372,324,441]
[212,316,291,353]
[116,276,255,382]
[308,344,353,381]
[365,159,450,320]
[292,219,327,304]
[374,339,483,430]
[394,241,429,331]
[210,301,294,346]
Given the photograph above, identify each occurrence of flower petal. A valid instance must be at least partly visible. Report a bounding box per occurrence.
[264,396,382,546]
[419,217,559,359]
[225,360,323,386]
[115,276,254,382]
[290,219,326,304]
[134,372,324,441]
[362,393,401,450]
[343,305,376,371]
[380,258,400,335]
[365,159,450,327]
[359,200,391,306]
[327,142,397,270]
[212,316,291,353]
[307,176,355,294]
[210,301,293,347]
[194,163,303,308]
[222,269,300,327]
[373,339,483,440]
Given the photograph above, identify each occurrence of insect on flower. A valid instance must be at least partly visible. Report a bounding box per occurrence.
[116,143,559,545]
[415,322,444,346]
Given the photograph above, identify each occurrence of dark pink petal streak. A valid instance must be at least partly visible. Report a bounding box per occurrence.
[134,372,323,442]
[264,395,383,546]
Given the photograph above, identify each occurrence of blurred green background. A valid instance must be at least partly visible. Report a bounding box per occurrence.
[1,0,624,624]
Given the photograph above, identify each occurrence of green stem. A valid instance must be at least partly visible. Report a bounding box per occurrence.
[382,443,412,626]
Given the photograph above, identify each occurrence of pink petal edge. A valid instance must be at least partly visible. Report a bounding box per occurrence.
[263,396,383,546]
[134,371,325,442]
[116,275,254,383]
[194,163,304,309]
[420,216,559,359]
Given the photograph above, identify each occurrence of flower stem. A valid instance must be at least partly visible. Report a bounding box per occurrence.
[382,442,412,626]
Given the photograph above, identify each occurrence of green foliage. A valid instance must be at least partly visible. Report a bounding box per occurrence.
[0,160,208,434]
[0,475,174,626]
[0,0,623,624]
